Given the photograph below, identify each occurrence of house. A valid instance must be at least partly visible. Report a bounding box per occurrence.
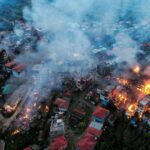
[137,95,150,114]
[52,135,68,150]
[5,61,26,74]
[87,121,103,137]
[99,94,109,107]
[92,107,110,123]
[50,119,65,137]
[0,140,5,150]
[69,107,86,126]
[76,132,97,150]
[107,114,117,126]
[54,98,69,111]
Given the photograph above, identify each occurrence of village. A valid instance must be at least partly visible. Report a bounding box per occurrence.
[0,43,150,150]
[0,1,150,150]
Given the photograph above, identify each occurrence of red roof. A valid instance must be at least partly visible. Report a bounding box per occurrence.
[54,98,69,109]
[77,132,97,150]
[93,107,109,120]
[64,91,72,97]
[12,64,26,73]
[24,147,32,150]
[5,61,17,68]
[86,126,103,136]
[52,135,68,150]
[73,108,86,116]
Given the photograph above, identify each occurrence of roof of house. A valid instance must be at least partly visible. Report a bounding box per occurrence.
[93,107,109,120]
[73,108,86,116]
[76,132,97,150]
[24,147,32,150]
[54,98,69,109]
[12,63,26,73]
[86,126,103,137]
[89,121,103,131]
[52,135,68,150]
[5,61,17,68]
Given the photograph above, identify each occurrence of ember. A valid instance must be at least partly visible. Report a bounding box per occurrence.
[137,82,150,95]
[116,77,129,86]
[126,103,138,117]
[45,105,49,113]
[11,129,21,136]
[133,66,140,74]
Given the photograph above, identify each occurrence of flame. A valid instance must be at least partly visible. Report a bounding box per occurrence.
[26,108,31,113]
[38,105,41,110]
[116,77,128,85]
[33,102,37,107]
[11,129,21,136]
[45,105,49,113]
[4,103,18,112]
[143,83,150,95]
[137,82,150,95]
[133,66,140,74]
[117,93,128,104]
[127,103,138,117]
[23,114,29,119]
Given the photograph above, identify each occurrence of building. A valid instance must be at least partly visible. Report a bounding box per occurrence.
[76,132,97,150]
[54,98,69,112]
[99,94,109,107]
[137,95,150,114]
[50,119,65,137]
[0,140,5,150]
[92,107,110,123]
[5,61,26,74]
[69,107,86,126]
[87,121,103,137]
[51,135,68,150]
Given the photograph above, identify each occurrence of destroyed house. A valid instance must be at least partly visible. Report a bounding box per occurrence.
[69,108,86,125]
[76,132,97,150]
[5,61,26,73]
[50,119,65,137]
[52,135,68,150]
[137,95,150,113]
[92,107,110,123]
[54,98,69,111]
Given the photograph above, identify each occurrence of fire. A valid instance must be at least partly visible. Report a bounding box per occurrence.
[116,77,128,85]
[143,83,150,95]
[23,114,29,119]
[117,93,127,104]
[26,108,31,113]
[11,129,21,136]
[4,103,18,112]
[133,66,140,74]
[138,82,150,95]
[33,102,37,107]
[45,105,49,113]
[127,103,138,117]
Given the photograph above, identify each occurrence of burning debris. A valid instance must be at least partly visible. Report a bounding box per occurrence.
[0,0,150,149]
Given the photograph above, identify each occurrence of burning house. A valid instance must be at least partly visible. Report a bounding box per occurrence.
[137,95,150,116]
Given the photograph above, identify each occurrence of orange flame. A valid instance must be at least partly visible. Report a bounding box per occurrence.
[11,129,21,136]
[116,77,128,85]
[133,66,140,74]
[45,105,49,113]
[127,103,138,117]
[137,82,150,95]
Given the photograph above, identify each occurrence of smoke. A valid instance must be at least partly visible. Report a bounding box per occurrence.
[19,0,150,98]
[1,0,150,128]
[22,0,96,83]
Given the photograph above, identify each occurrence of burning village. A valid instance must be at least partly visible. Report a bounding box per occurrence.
[0,0,150,150]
